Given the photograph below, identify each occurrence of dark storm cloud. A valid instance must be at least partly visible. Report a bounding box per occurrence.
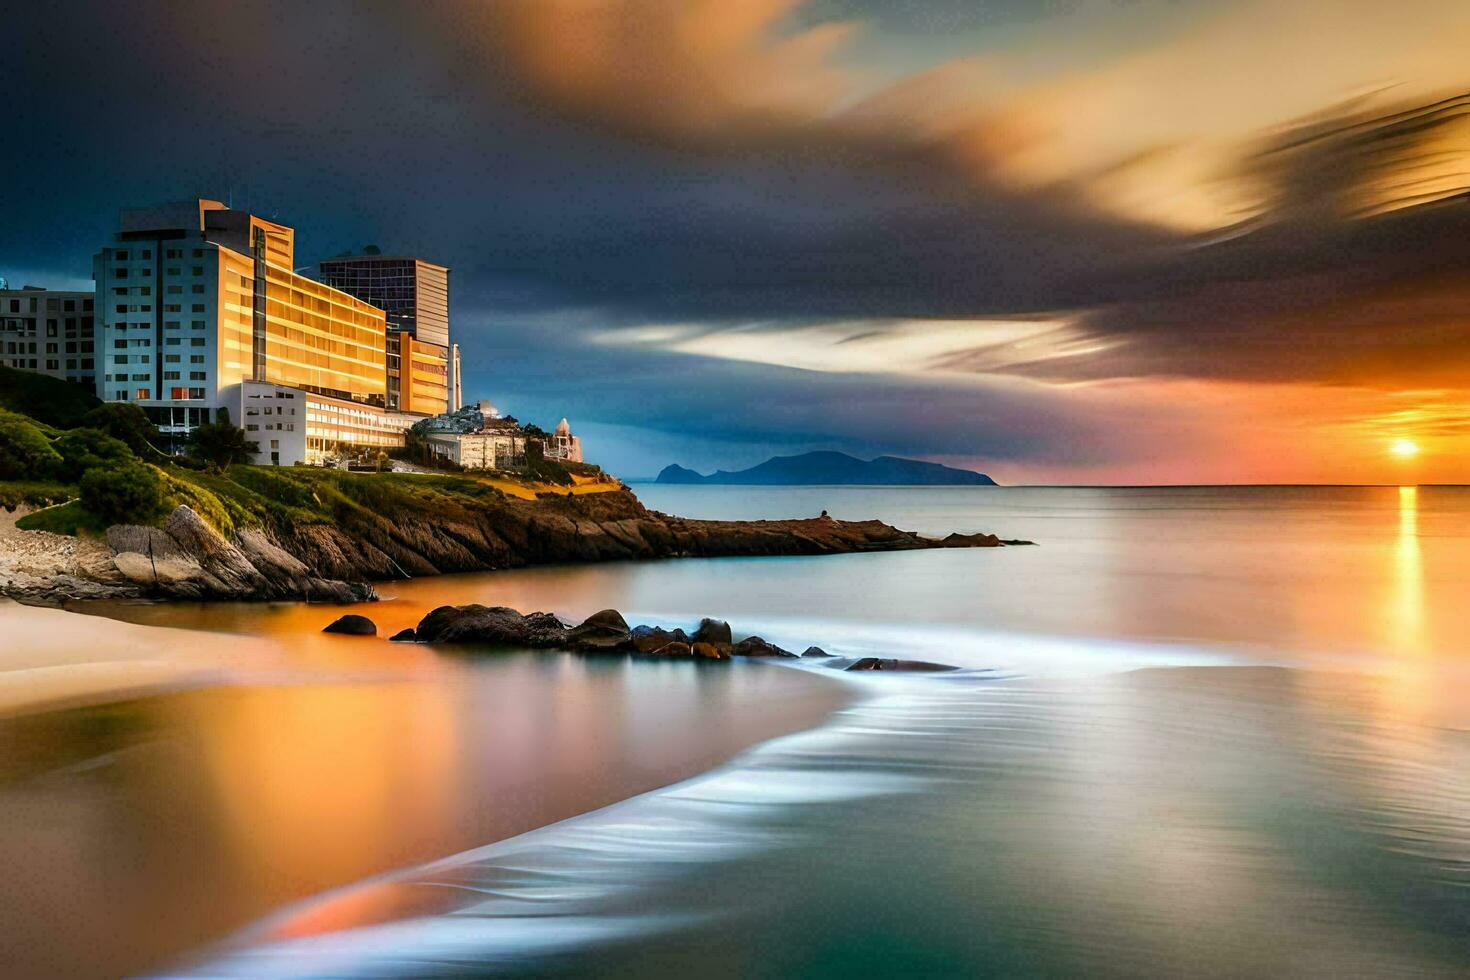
[4,0,1470,477]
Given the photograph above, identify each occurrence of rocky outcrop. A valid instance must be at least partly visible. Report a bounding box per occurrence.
[7,486,1024,604]
[104,506,375,603]
[323,614,377,636]
[412,606,794,664]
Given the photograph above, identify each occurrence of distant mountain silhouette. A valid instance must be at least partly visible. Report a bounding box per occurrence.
[655,451,996,486]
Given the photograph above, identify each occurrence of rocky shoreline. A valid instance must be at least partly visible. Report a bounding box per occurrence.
[2,487,1026,605]
[335,604,961,672]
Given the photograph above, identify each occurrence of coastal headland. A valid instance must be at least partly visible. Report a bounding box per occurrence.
[2,475,1021,606]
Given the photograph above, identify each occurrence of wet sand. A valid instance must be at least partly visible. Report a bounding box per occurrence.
[0,601,851,979]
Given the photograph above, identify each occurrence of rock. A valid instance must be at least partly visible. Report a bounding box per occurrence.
[323,614,376,636]
[630,624,690,653]
[412,604,569,646]
[691,617,733,647]
[938,531,1002,548]
[389,627,417,642]
[731,635,797,658]
[566,608,633,652]
[801,646,833,658]
[691,641,729,661]
[844,657,958,673]
[651,641,693,657]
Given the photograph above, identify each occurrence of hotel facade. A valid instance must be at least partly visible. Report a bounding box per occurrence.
[318,254,453,417]
[93,199,411,464]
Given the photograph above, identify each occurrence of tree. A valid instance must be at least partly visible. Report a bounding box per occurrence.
[0,411,64,480]
[53,428,134,481]
[187,421,258,472]
[81,403,160,455]
[79,462,165,525]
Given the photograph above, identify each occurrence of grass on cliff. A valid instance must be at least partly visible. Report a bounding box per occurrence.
[8,465,620,539]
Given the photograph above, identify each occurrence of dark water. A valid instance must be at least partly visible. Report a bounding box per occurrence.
[11,486,1470,976]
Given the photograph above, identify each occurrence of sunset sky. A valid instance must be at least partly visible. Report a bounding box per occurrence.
[6,0,1470,483]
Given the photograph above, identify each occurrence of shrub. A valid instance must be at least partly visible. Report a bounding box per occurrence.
[79,462,165,526]
[186,421,258,472]
[54,428,134,480]
[0,411,64,480]
[81,403,160,455]
[526,457,574,486]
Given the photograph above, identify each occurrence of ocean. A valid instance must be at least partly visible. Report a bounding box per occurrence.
[5,485,1469,977]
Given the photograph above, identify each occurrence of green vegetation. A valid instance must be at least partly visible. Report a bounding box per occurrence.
[81,403,162,455]
[186,420,259,472]
[79,462,167,526]
[0,368,618,540]
[0,364,99,428]
[0,411,64,480]
[53,428,134,480]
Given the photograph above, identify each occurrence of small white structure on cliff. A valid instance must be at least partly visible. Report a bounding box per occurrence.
[414,400,527,470]
[547,418,583,463]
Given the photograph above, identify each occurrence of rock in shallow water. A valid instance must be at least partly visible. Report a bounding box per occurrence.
[388,627,417,642]
[691,642,729,661]
[801,646,833,658]
[323,614,377,636]
[732,635,797,658]
[566,608,633,651]
[844,657,958,672]
[630,625,690,653]
[692,617,733,648]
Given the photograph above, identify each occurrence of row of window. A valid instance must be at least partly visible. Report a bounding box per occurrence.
[7,358,93,371]
[111,387,207,401]
[3,297,92,314]
[5,341,94,355]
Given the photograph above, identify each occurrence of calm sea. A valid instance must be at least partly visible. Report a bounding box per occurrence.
[10,486,1470,977]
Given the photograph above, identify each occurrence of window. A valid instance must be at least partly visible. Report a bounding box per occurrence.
[190,337,205,346]
[191,320,205,329]
[46,359,58,370]
[140,250,151,259]
[166,268,180,276]
[165,354,180,363]
[192,267,203,276]
[246,424,259,431]
[191,304,204,313]
[191,284,204,294]
[135,388,149,400]
[114,268,127,278]
[193,248,204,258]
[115,250,129,260]
[166,249,181,259]
[165,304,181,313]
[171,387,189,400]
[189,371,206,380]
[189,387,206,399]
[189,354,204,363]
[164,371,180,380]
[165,320,179,329]
[63,300,75,312]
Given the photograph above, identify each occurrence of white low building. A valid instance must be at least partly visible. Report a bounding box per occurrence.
[236,380,419,466]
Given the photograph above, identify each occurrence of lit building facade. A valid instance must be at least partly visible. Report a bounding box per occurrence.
[91,199,408,464]
[93,199,393,451]
[318,254,451,416]
[1,288,97,389]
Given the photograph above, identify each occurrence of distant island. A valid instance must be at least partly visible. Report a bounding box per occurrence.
[656,451,996,486]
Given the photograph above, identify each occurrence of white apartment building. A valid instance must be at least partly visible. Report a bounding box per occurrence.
[0,288,98,389]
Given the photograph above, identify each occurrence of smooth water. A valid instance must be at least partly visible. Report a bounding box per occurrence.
[8,486,1470,977]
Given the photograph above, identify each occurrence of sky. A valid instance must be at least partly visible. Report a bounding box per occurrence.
[5,0,1470,483]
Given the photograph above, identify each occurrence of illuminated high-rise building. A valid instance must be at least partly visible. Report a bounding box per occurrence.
[93,199,408,463]
[318,253,451,416]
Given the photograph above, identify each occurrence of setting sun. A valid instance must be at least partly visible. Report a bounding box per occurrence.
[1389,438,1421,459]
